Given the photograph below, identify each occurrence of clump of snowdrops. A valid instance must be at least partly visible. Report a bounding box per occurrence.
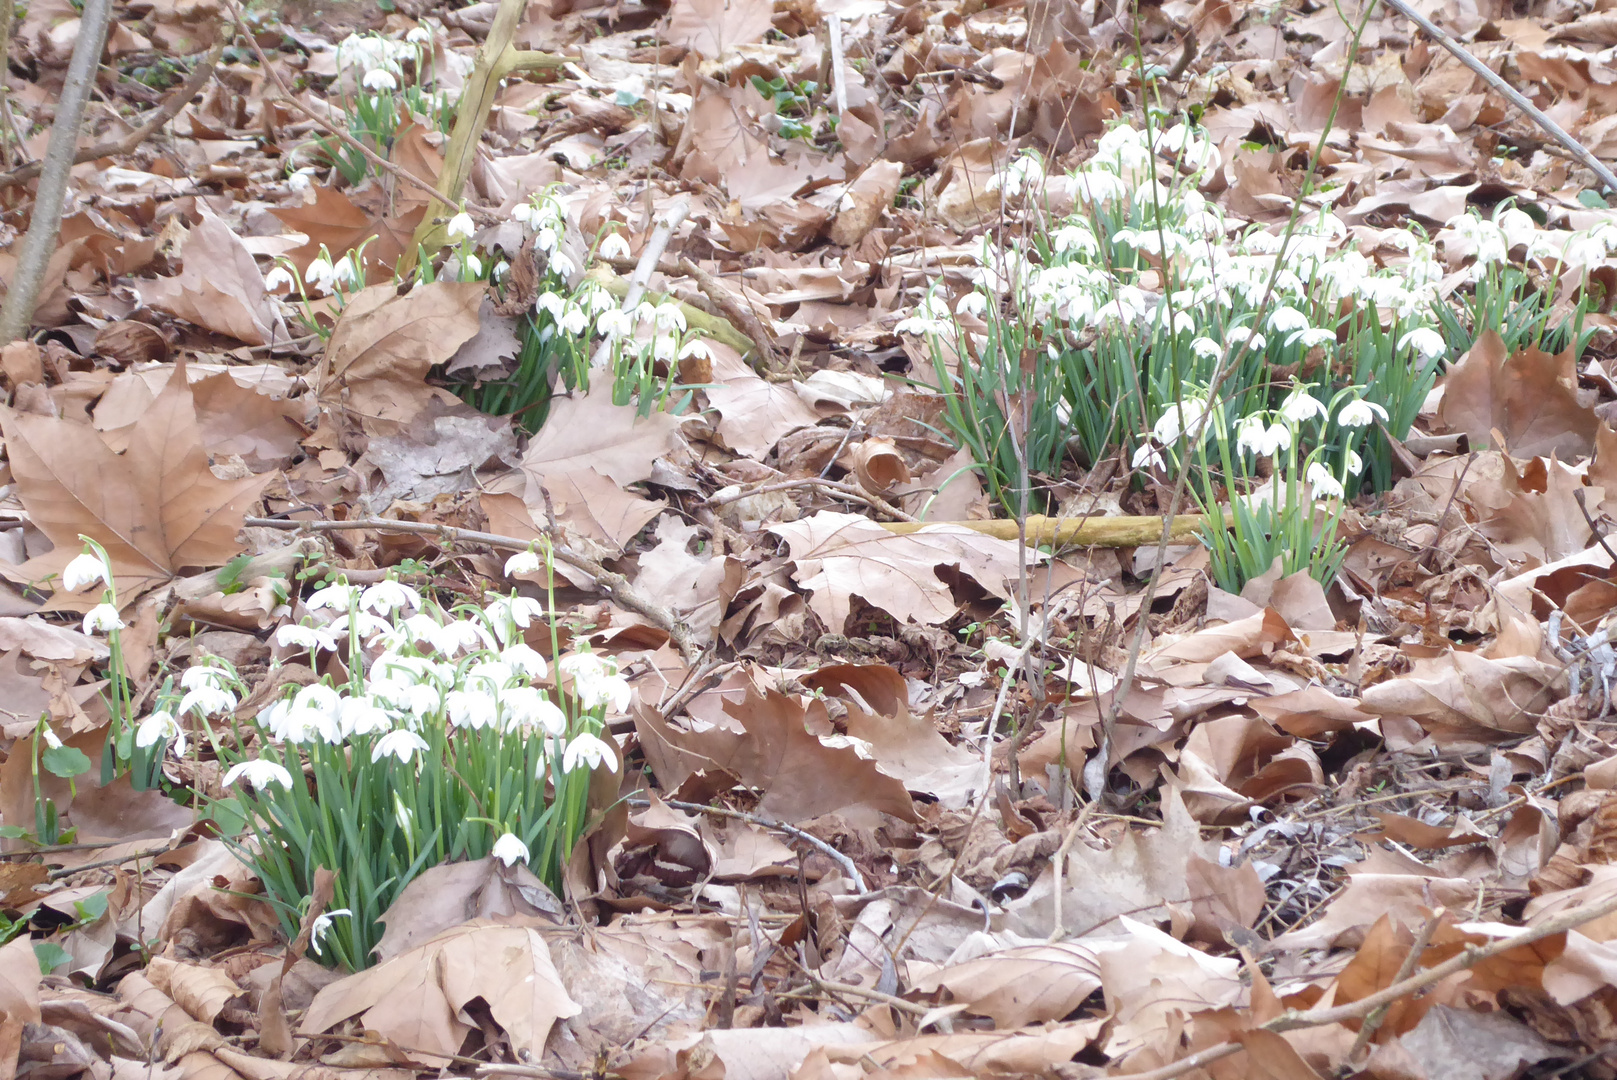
[458,184,713,431]
[127,544,625,970]
[308,29,455,187]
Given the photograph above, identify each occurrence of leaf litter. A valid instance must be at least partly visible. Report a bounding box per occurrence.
[11,0,1617,1077]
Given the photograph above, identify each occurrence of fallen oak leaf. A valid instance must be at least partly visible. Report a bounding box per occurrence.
[0,359,271,607]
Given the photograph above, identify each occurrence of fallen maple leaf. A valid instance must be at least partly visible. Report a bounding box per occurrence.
[318,282,484,436]
[137,206,281,346]
[1,361,271,604]
[665,0,774,58]
[1435,330,1598,459]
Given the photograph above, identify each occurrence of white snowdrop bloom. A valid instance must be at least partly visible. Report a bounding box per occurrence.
[536,292,567,320]
[598,232,631,260]
[1278,387,1328,425]
[310,909,351,955]
[332,256,363,289]
[307,582,359,611]
[464,254,484,278]
[500,686,566,735]
[482,594,545,638]
[447,689,499,730]
[275,683,344,744]
[1288,327,1337,349]
[1496,207,1538,250]
[1249,421,1292,456]
[652,303,686,333]
[304,257,336,293]
[559,652,631,712]
[263,266,295,292]
[491,832,530,867]
[1052,224,1099,256]
[1306,461,1345,499]
[501,643,548,679]
[505,549,543,576]
[428,617,496,655]
[1347,450,1365,475]
[1235,415,1269,456]
[447,211,475,240]
[955,291,989,318]
[1152,397,1211,445]
[536,224,559,253]
[492,260,509,281]
[1131,444,1166,470]
[328,612,392,641]
[62,552,111,592]
[361,580,422,616]
[1190,337,1221,361]
[581,286,617,315]
[1268,306,1310,334]
[136,710,185,757]
[1075,169,1129,205]
[338,696,391,737]
[561,732,619,774]
[1336,398,1389,428]
[679,338,713,361]
[559,304,589,335]
[596,308,634,339]
[223,758,294,790]
[288,169,316,193]
[83,604,124,634]
[466,660,517,694]
[372,729,430,764]
[277,622,339,653]
[363,68,398,92]
[407,26,432,43]
[511,202,536,227]
[652,334,679,363]
[179,684,237,719]
[1398,327,1447,360]
[1226,326,1266,353]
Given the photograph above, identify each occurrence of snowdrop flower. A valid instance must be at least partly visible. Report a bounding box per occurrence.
[598,232,631,260]
[310,908,351,955]
[372,729,430,764]
[333,256,362,289]
[1398,327,1446,360]
[1337,398,1389,428]
[1289,327,1337,349]
[1131,444,1166,470]
[446,211,475,240]
[263,266,295,293]
[559,304,589,336]
[307,582,358,611]
[276,623,340,653]
[560,653,631,712]
[1278,387,1328,424]
[1190,337,1221,362]
[287,168,316,193]
[465,660,516,695]
[362,68,398,92]
[83,604,124,634]
[511,202,536,228]
[406,26,432,43]
[561,732,619,774]
[304,256,336,293]
[1152,397,1211,445]
[1255,422,1292,455]
[181,665,234,693]
[447,689,499,730]
[651,303,686,333]
[269,684,344,744]
[464,254,484,278]
[135,709,184,757]
[1306,461,1345,499]
[506,549,543,576]
[1235,415,1269,456]
[62,552,110,592]
[327,612,392,640]
[501,643,548,678]
[179,684,237,719]
[1268,307,1310,334]
[39,726,61,749]
[428,618,496,655]
[596,308,634,339]
[338,697,391,737]
[491,832,530,867]
[1226,326,1267,353]
[895,292,951,335]
[1347,450,1365,475]
[1051,223,1099,256]
[502,688,566,735]
[492,260,509,281]
[223,759,295,790]
[484,594,547,645]
[679,338,713,361]
[361,580,422,616]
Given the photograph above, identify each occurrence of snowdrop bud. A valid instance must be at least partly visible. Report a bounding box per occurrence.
[464,254,484,277]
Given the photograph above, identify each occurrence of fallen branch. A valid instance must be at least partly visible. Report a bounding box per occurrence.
[1118,887,1617,1080]
[878,512,1218,547]
[0,46,223,189]
[709,476,917,523]
[625,795,867,892]
[1379,0,1617,193]
[677,256,779,370]
[243,515,699,661]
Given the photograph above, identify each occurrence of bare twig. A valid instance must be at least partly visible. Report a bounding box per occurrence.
[47,844,171,880]
[708,477,918,523]
[1378,0,1617,194]
[243,515,699,660]
[625,796,866,892]
[0,0,114,343]
[677,256,777,369]
[1116,890,1617,1080]
[0,46,222,188]
[1345,907,1444,1063]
